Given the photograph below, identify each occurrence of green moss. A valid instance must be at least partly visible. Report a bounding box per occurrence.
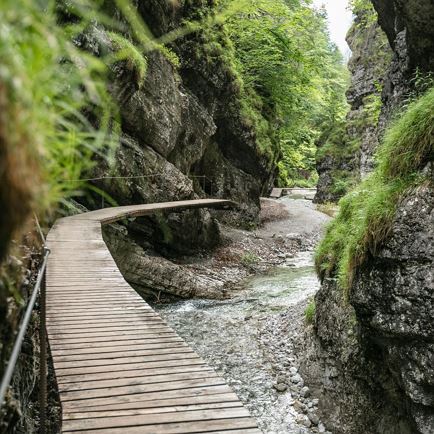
[108,31,148,86]
[154,212,174,244]
[155,44,181,68]
[316,87,434,297]
[361,92,382,125]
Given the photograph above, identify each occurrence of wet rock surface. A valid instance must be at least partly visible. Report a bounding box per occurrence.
[75,1,279,303]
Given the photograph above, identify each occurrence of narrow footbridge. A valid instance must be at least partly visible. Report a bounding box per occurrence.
[46,199,261,434]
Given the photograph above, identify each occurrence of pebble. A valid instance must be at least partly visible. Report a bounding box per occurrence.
[276,374,286,383]
[291,373,303,384]
[300,386,310,398]
[273,382,288,392]
[302,417,312,428]
[308,411,320,425]
[318,423,326,433]
[290,366,298,375]
[292,400,304,411]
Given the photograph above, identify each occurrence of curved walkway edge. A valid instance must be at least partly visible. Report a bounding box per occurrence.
[46,199,261,434]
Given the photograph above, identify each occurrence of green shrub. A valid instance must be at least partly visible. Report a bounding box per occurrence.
[240,252,260,267]
[316,86,434,297]
[305,300,316,324]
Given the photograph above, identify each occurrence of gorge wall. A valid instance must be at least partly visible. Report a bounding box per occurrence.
[314,2,392,204]
[79,1,277,300]
[302,1,434,433]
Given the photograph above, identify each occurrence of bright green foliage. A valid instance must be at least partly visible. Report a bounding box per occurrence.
[305,299,316,324]
[0,0,118,216]
[224,0,349,185]
[316,87,434,297]
[108,31,148,85]
[240,252,260,267]
[349,0,377,28]
[0,0,186,220]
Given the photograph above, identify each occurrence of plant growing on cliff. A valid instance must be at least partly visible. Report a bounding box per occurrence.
[316,86,434,296]
[305,300,316,324]
[107,31,149,86]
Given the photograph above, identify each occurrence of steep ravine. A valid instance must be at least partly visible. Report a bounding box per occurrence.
[302,1,434,433]
[315,2,392,204]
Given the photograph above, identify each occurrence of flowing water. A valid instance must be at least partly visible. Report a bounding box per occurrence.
[154,249,321,433]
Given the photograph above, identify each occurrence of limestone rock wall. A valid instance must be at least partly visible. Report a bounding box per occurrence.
[78,3,277,298]
[314,4,392,203]
[303,1,434,433]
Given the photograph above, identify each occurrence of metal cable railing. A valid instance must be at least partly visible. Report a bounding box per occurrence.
[0,246,50,434]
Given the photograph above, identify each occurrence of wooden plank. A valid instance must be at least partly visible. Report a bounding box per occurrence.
[47,307,155,317]
[54,348,196,366]
[47,326,173,338]
[63,392,240,413]
[54,353,201,371]
[61,385,236,410]
[57,365,213,385]
[47,302,145,311]
[61,379,229,404]
[63,417,257,434]
[50,337,182,350]
[52,342,190,358]
[270,187,283,198]
[48,331,178,345]
[58,371,218,393]
[63,401,243,420]
[47,318,160,327]
[56,355,205,381]
[61,408,251,431]
[47,312,158,322]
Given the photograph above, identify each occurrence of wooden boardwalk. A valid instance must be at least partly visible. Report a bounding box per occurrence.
[46,199,261,434]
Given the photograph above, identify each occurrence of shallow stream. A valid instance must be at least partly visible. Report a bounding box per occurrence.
[154,249,320,433]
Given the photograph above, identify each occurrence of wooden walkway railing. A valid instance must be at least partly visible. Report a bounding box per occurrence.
[46,199,260,433]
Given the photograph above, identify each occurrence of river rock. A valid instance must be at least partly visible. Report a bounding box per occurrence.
[273,383,288,393]
[300,386,310,398]
[291,373,303,384]
[308,411,320,426]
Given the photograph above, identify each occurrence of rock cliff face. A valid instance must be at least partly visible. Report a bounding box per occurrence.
[80,2,276,299]
[303,1,434,433]
[303,179,434,434]
[314,4,392,203]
